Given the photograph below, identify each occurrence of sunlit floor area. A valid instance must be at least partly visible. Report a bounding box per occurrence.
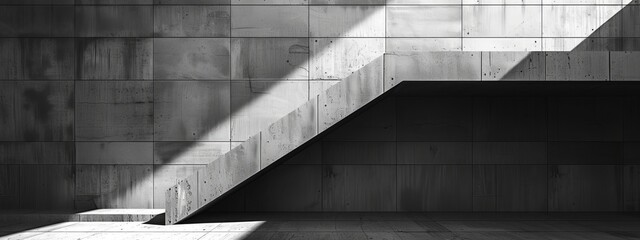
[1,212,639,240]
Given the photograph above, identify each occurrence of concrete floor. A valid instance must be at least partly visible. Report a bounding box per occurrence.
[1,213,639,240]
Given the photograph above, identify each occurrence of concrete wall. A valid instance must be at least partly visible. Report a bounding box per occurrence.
[209,91,640,212]
[0,0,638,210]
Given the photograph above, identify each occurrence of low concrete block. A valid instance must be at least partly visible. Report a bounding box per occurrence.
[165,173,199,225]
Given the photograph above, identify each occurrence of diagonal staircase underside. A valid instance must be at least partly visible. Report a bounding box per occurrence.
[164,51,623,224]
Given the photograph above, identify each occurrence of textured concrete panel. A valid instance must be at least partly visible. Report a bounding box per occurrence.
[99,165,154,209]
[397,142,472,165]
[386,38,462,53]
[549,165,622,211]
[76,6,153,37]
[309,80,340,99]
[231,38,309,81]
[464,0,540,3]
[154,81,230,141]
[623,6,640,37]
[624,142,640,164]
[310,6,384,37]
[231,81,309,141]
[324,96,395,141]
[198,134,260,210]
[235,0,307,3]
[310,38,384,80]
[397,97,472,141]
[261,99,317,167]
[166,173,198,225]
[463,6,542,37]
[154,6,230,37]
[548,142,622,165]
[19,165,74,210]
[0,142,73,164]
[76,81,153,141]
[397,165,473,211]
[543,38,636,51]
[154,142,230,165]
[473,165,496,212]
[0,81,74,141]
[473,142,547,164]
[624,165,640,211]
[154,165,203,209]
[323,165,396,211]
[0,38,75,80]
[473,97,547,141]
[155,0,230,4]
[463,38,542,52]
[482,52,545,80]
[611,52,640,81]
[322,142,395,165]
[548,96,623,141]
[75,165,101,196]
[0,165,20,209]
[545,52,610,81]
[77,38,153,80]
[389,0,459,4]
[384,52,481,88]
[78,0,153,4]
[154,38,229,80]
[0,6,74,37]
[543,5,622,38]
[76,142,153,165]
[246,165,322,211]
[497,165,547,212]
[312,0,384,3]
[318,57,383,131]
[1,0,74,4]
[232,6,308,37]
[284,141,322,165]
[387,6,461,38]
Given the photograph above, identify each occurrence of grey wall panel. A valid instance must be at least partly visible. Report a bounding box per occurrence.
[611,52,640,81]
[310,6,385,37]
[154,81,231,141]
[397,142,472,165]
[473,165,496,212]
[386,38,462,53]
[155,0,230,4]
[386,6,461,38]
[311,0,384,4]
[233,0,307,3]
[473,97,547,141]
[232,6,308,37]
[545,52,610,81]
[77,0,153,4]
[543,6,622,38]
[230,81,309,142]
[464,38,542,52]
[497,165,547,212]
[322,142,395,165]
[77,38,153,80]
[153,164,204,209]
[384,53,481,88]
[548,142,623,165]
[0,165,20,209]
[0,6,74,37]
[624,165,640,211]
[154,38,229,80]
[0,38,75,80]
[0,142,74,165]
[397,97,472,141]
[548,165,622,211]
[481,52,545,81]
[19,165,74,210]
[0,81,74,141]
[623,6,640,37]
[473,142,547,165]
[548,96,623,141]
[397,165,473,211]
[323,165,396,211]
[154,142,230,165]
[99,165,154,208]
[246,165,322,212]
[154,6,230,38]
[76,6,153,37]
[463,6,542,38]
[310,38,384,80]
[76,142,153,165]
[231,38,309,81]
[1,0,74,4]
[76,81,153,141]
